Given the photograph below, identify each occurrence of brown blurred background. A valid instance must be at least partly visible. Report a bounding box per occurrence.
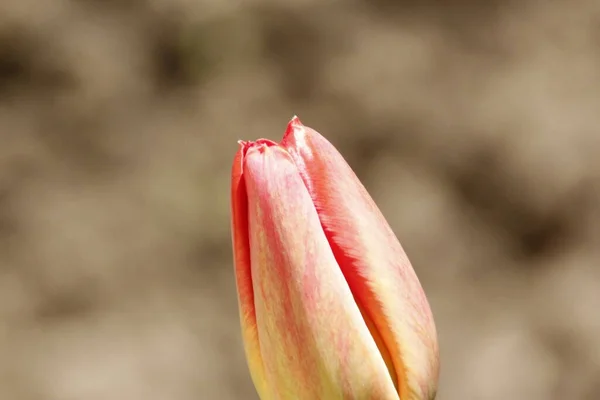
[1,0,600,399]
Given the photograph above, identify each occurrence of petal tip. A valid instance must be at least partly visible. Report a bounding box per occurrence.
[289,115,303,125]
[284,115,305,143]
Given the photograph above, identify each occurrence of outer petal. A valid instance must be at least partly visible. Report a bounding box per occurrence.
[231,141,269,398]
[281,117,440,400]
[243,141,399,400]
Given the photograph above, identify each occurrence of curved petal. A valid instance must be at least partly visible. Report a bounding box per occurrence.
[231,141,269,398]
[243,141,399,400]
[281,117,440,400]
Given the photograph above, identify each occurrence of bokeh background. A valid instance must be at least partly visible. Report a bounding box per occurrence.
[1,0,600,399]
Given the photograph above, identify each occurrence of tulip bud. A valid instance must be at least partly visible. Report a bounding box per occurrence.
[230,117,439,400]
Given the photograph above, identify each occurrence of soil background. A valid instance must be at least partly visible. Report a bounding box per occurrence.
[1,1,600,399]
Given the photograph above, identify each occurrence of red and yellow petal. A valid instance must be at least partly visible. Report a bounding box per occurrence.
[243,141,398,399]
[231,141,269,398]
[281,117,440,400]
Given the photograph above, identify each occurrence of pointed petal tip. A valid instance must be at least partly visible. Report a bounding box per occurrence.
[284,115,306,143]
[236,141,248,162]
[288,115,305,132]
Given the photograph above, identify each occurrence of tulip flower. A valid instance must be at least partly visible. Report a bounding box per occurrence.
[230,116,439,400]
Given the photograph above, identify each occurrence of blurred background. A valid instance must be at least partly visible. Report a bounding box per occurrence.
[1,0,600,399]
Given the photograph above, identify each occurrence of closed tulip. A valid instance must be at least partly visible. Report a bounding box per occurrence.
[230,116,439,400]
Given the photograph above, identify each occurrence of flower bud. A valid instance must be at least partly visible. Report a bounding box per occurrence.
[231,117,439,399]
